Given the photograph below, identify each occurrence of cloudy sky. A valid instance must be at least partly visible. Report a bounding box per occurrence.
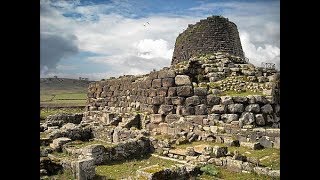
[40,0,280,80]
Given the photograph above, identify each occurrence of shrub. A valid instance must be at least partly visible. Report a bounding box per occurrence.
[200,164,219,176]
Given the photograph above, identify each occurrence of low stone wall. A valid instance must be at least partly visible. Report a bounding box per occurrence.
[137,164,200,180]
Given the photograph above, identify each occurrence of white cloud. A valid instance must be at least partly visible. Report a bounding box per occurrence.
[240,32,280,69]
[41,0,279,80]
[133,39,173,59]
[56,64,78,71]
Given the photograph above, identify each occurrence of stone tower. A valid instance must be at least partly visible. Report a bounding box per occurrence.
[171,16,244,65]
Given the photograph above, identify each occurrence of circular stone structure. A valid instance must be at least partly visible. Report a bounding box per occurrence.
[171,15,244,65]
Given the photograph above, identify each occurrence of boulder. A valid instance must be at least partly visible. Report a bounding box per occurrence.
[185,96,200,106]
[158,70,176,78]
[212,146,228,158]
[255,114,265,126]
[220,96,234,105]
[162,78,175,87]
[175,75,191,86]
[239,112,255,125]
[232,96,248,103]
[150,114,165,124]
[158,105,174,115]
[171,97,184,105]
[211,105,226,114]
[227,104,244,113]
[221,114,239,123]
[194,87,208,96]
[261,104,273,114]
[81,144,106,165]
[167,87,177,97]
[152,79,162,88]
[176,86,193,97]
[195,104,208,115]
[240,142,263,150]
[245,104,260,113]
[49,137,72,151]
[206,95,220,106]
[258,136,273,148]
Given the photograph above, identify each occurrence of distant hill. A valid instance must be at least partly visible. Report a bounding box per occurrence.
[40,78,94,94]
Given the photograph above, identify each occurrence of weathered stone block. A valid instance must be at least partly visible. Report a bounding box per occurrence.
[167,87,177,97]
[150,114,165,124]
[152,96,165,105]
[148,88,157,97]
[221,114,239,123]
[245,104,260,113]
[81,144,106,165]
[255,114,265,126]
[210,126,218,133]
[162,78,175,87]
[240,142,263,150]
[195,104,208,115]
[206,95,221,106]
[261,104,273,114]
[254,95,268,104]
[211,105,227,114]
[152,79,162,88]
[258,136,273,148]
[175,75,191,86]
[171,96,184,105]
[194,87,208,96]
[239,112,255,126]
[157,87,168,96]
[50,137,72,151]
[232,96,248,103]
[212,146,228,158]
[158,105,174,115]
[185,96,201,106]
[208,114,220,121]
[159,123,169,134]
[73,158,95,180]
[176,85,193,97]
[226,159,242,172]
[227,104,244,113]
[186,115,206,125]
[158,69,176,78]
[165,114,180,124]
[164,97,172,105]
[221,96,234,105]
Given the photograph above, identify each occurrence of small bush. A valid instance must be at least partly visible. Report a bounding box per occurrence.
[200,164,219,176]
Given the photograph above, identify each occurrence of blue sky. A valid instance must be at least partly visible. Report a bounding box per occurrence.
[40,0,280,80]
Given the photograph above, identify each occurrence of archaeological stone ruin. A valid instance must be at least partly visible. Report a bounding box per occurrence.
[40,15,280,179]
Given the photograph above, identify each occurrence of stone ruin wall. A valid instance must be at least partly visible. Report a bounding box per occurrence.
[84,52,280,148]
[171,16,244,65]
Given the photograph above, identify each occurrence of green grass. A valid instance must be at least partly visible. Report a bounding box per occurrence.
[40,99,87,106]
[40,132,49,138]
[53,93,87,100]
[66,140,114,148]
[174,141,280,170]
[51,151,74,160]
[40,107,84,120]
[95,155,181,179]
[197,166,278,180]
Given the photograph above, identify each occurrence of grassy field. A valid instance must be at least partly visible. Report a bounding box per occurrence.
[197,166,278,180]
[95,155,181,179]
[174,141,280,170]
[40,107,85,120]
[40,78,91,107]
